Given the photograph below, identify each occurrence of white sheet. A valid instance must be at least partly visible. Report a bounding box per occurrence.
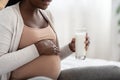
[61,54,120,70]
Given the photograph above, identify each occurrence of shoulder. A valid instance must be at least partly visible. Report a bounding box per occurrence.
[0,6,17,22]
[0,2,21,21]
[0,5,18,32]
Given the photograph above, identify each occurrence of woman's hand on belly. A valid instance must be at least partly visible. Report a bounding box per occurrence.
[35,39,60,55]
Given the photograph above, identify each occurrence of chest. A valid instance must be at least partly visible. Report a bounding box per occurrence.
[22,11,48,29]
[18,25,56,49]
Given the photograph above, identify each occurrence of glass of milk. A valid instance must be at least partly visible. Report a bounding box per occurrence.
[75,27,87,60]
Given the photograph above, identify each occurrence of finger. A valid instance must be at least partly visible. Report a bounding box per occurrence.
[85,33,90,44]
[71,38,75,43]
[72,48,75,52]
[85,33,88,40]
[53,47,60,55]
[84,41,89,47]
[87,40,90,46]
[85,40,90,46]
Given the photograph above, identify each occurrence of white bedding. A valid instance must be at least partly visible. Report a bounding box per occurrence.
[61,54,120,70]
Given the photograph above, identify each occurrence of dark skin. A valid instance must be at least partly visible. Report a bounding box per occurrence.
[19,0,49,29]
[35,40,60,55]
[19,0,60,55]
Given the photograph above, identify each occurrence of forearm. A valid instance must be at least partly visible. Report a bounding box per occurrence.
[10,55,61,80]
[60,45,73,60]
[0,44,39,75]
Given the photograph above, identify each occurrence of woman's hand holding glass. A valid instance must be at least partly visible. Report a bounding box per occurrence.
[69,33,90,52]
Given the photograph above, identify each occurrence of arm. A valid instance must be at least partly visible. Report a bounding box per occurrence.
[0,10,39,75]
[0,45,39,75]
[45,10,73,60]
[46,10,90,60]
[59,37,89,60]
[60,44,73,60]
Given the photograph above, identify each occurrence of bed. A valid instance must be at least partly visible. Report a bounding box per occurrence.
[58,54,120,80]
[61,54,120,70]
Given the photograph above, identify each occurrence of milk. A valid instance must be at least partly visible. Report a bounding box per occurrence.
[75,28,87,60]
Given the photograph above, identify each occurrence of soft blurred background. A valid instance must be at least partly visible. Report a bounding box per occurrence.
[48,0,120,61]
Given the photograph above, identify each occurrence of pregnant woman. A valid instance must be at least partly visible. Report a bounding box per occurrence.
[0,0,89,80]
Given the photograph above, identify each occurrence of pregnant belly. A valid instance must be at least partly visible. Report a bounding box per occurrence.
[10,55,61,80]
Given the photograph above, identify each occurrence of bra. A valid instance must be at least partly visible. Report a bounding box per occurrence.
[18,25,56,49]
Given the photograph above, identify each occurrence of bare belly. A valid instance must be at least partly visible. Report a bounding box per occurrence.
[10,55,61,80]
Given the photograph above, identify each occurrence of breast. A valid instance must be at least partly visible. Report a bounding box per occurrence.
[18,25,56,49]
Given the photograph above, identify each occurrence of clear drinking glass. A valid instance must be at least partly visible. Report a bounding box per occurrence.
[75,27,87,60]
